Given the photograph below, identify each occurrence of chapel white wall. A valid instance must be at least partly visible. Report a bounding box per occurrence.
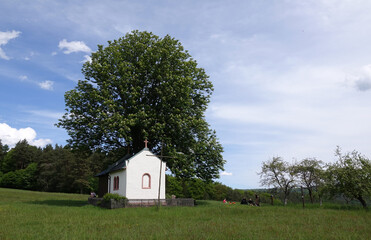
[125,149,166,199]
[109,170,126,196]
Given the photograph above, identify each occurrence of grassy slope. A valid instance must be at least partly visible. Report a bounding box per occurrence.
[0,188,370,240]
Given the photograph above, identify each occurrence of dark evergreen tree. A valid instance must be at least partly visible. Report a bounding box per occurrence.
[38,145,75,192]
[0,140,9,171]
[1,140,40,173]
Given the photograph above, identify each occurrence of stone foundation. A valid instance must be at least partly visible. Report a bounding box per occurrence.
[88,197,127,209]
[88,197,194,209]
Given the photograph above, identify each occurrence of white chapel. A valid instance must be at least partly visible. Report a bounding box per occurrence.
[96,141,166,200]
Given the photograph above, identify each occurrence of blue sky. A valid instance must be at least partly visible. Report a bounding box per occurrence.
[1,0,371,189]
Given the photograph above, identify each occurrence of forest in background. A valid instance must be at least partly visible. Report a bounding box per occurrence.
[0,139,369,207]
[0,139,269,202]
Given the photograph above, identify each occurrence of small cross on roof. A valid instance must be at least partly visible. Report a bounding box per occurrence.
[144,139,148,149]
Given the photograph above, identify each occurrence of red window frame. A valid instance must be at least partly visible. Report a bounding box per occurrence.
[142,173,151,189]
[113,176,120,190]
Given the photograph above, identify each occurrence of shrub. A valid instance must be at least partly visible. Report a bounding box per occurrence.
[0,171,20,188]
[0,163,38,190]
[102,193,126,202]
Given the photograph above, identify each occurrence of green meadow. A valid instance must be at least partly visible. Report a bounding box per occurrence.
[0,188,370,240]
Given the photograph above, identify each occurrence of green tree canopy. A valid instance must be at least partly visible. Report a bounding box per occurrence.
[1,140,40,173]
[325,147,371,208]
[0,140,9,172]
[293,158,324,203]
[259,157,296,205]
[57,30,224,181]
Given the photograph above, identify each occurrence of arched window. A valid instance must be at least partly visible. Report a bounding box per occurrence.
[113,176,119,190]
[142,173,151,189]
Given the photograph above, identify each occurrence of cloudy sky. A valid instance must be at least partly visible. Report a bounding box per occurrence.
[1,0,371,189]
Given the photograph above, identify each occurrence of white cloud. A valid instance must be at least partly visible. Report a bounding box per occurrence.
[355,79,371,91]
[17,75,54,91]
[220,171,233,176]
[38,80,54,91]
[0,49,8,60]
[81,54,92,63]
[24,109,63,120]
[19,75,28,81]
[23,51,35,61]
[347,64,371,91]
[0,123,52,148]
[58,39,91,54]
[0,30,21,45]
[0,30,21,60]
[31,138,53,148]
[209,62,371,186]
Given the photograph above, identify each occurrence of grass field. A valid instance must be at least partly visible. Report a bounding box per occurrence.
[0,188,370,239]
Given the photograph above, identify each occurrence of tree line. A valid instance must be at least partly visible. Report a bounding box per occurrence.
[0,139,265,202]
[0,139,269,203]
[1,139,369,207]
[0,139,114,193]
[259,147,371,208]
[166,175,279,204]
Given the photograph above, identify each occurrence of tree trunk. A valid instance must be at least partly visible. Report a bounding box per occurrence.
[308,188,314,204]
[284,197,288,206]
[301,186,305,208]
[130,124,146,154]
[357,195,367,208]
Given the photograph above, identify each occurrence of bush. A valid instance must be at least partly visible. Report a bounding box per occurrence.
[0,163,38,190]
[21,163,38,190]
[0,171,20,188]
[102,193,126,202]
[166,175,184,198]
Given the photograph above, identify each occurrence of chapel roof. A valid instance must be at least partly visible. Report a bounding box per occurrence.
[95,153,132,177]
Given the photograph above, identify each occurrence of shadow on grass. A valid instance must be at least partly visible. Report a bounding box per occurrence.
[27,199,87,207]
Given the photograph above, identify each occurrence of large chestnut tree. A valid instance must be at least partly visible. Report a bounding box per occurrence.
[57,31,224,181]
